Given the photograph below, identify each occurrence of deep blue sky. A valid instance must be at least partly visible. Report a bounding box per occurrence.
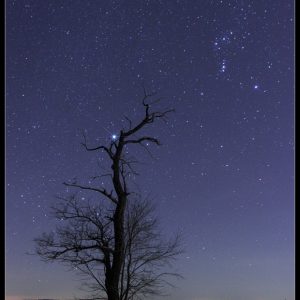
[6,1,294,300]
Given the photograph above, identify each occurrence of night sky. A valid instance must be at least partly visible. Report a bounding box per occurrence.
[6,1,294,300]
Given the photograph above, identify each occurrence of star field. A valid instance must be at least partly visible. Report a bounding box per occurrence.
[6,1,294,300]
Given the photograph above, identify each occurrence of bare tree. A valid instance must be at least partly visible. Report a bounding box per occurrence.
[120,199,182,300]
[34,90,181,300]
[35,195,182,300]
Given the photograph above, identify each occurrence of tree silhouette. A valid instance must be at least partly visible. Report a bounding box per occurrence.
[34,90,182,300]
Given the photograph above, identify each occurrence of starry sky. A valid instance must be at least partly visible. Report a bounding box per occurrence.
[6,1,294,300]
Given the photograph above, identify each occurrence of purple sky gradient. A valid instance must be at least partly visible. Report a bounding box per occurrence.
[6,1,294,299]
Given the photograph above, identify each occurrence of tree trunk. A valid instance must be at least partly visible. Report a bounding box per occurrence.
[107,287,119,300]
[106,200,126,300]
[106,137,126,300]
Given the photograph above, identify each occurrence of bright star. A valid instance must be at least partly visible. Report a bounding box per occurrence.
[254,85,259,89]
[112,134,117,140]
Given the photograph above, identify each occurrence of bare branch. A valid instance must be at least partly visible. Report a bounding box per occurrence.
[124,136,161,146]
[81,131,113,158]
[63,182,117,204]
[121,90,174,139]
[123,115,132,130]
